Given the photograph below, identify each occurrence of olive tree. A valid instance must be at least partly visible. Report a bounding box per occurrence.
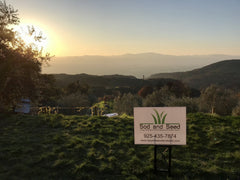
[113,93,142,115]
[200,84,237,115]
[143,86,175,107]
[165,96,199,113]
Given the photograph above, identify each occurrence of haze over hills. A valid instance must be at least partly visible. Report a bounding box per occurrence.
[53,60,240,91]
[42,53,240,78]
[150,59,240,89]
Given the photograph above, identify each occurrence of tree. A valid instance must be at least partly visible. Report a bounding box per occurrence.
[56,93,90,115]
[38,74,62,106]
[113,93,142,115]
[143,86,175,107]
[66,81,89,95]
[200,84,237,115]
[200,85,218,114]
[138,86,153,98]
[166,80,190,98]
[57,93,90,108]
[165,96,199,113]
[0,1,50,111]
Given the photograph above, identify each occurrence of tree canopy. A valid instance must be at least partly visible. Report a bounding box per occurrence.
[200,84,237,115]
[0,1,51,112]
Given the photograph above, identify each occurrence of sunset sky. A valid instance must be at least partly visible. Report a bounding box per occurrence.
[8,0,240,57]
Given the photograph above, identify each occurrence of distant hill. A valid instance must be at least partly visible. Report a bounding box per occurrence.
[43,53,240,78]
[54,73,144,88]
[150,60,240,90]
[53,73,181,92]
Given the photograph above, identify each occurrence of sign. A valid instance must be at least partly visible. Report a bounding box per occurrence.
[134,107,186,145]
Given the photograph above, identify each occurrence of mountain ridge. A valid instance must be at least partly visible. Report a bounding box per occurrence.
[150,59,240,89]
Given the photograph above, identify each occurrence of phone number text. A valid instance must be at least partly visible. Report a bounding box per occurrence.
[144,134,177,139]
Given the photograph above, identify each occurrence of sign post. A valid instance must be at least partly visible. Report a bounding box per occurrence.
[134,107,186,176]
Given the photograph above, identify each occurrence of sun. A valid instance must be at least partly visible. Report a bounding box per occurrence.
[13,23,49,53]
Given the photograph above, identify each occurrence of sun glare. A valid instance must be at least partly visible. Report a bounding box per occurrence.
[13,23,49,53]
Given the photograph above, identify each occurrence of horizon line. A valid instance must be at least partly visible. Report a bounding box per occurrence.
[53,52,240,58]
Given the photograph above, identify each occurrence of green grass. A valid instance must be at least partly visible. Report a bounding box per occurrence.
[0,113,239,179]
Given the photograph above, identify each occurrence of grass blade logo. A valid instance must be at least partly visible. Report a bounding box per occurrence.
[151,109,167,124]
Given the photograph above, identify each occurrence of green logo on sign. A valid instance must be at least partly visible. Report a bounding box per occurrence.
[151,109,167,124]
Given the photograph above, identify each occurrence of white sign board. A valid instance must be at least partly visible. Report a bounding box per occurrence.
[134,107,186,145]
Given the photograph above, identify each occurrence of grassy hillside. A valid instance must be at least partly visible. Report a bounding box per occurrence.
[0,113,239,179]
[150,59,240,89]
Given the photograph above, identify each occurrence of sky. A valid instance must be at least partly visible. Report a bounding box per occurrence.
[7,0,240,57]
